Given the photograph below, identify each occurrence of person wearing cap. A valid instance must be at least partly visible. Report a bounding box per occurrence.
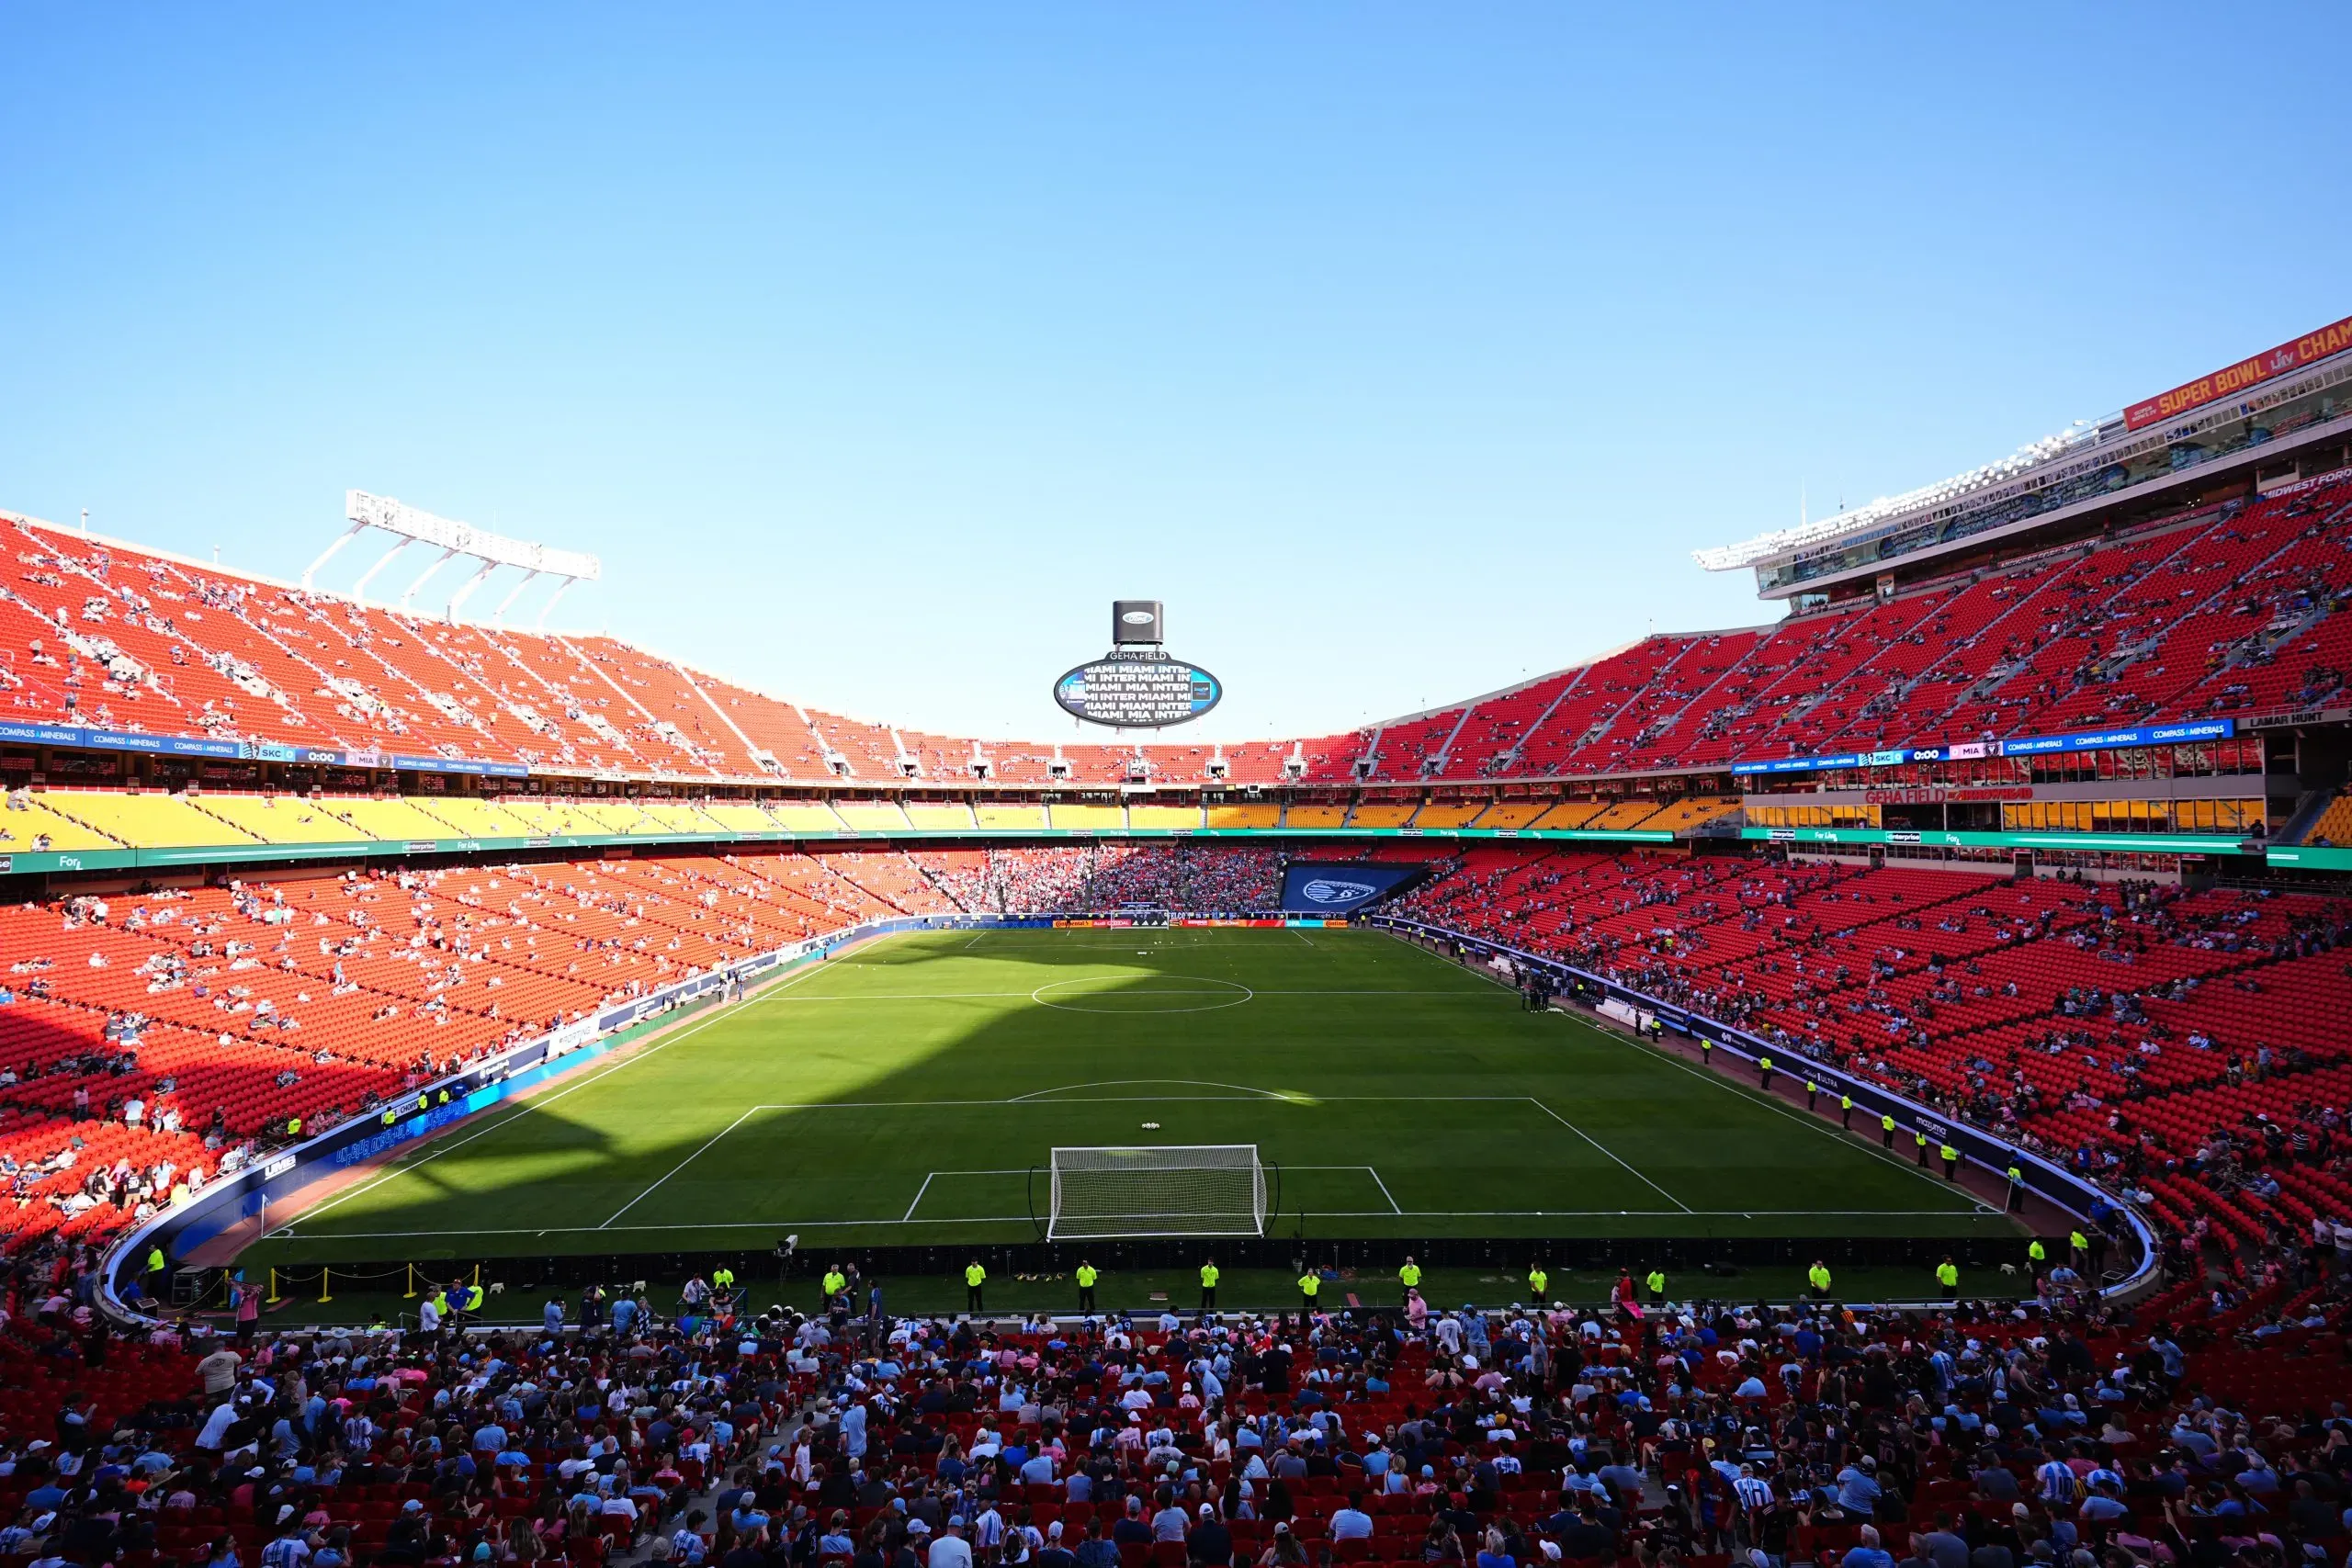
[1198,1259,1219,1311]
[1189,1504,1233,1567]
[1075,1260,1099,1314]
[1935,1257,1959,1300]
[929,1517,973,1568]
[1527,1262,1548,1300]
[963,1259,986,1313]
[1296,1269,1320,1310]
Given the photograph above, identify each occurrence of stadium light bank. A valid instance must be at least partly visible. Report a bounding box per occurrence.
[302,490,602,628]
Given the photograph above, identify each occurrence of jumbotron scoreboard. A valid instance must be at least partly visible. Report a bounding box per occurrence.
[1053,600,1222,728]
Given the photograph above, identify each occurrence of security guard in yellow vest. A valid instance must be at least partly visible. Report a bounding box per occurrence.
[1839,1093,1854,1129]
[1935,1257,1959,1299]
[1915,1129,1931,1168]
[1527,1263,1548,1300]
[711,1266,735,1298]
[1807,1259,1832,1297]
[287,1116,302,1138]
[1804,1078,1820,1112]
[1297,1269,1321,1309]
[963,1259,986,1313]
[1700,1037,1713,1068]
[1645,1268,1667,1304]
[822,1266,847,1303]
[2007,1162,2028,1212]
[2069,1228,2090,1267]
[144,1245,167,1280]
[2027,1237,2048,1276]
[1397,1257,1421,1294]
[1939,1143,1960,1179]
[1075,1260,1100,1313]
[1880,1112,1897,1149]
[1758,1055,1775,1092]
[1199,1259,1219,1311]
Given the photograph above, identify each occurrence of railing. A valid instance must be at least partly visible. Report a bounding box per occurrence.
[1364,914,2160,1304]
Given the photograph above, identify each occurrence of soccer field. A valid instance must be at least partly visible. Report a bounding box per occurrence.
[247,928,2014,1264]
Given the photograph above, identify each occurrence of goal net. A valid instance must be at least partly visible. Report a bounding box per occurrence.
[1047,1145,1268,1239]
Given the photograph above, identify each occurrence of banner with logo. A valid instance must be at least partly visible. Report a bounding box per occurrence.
[1279,861,1422,915]
[2123,314,2352,430]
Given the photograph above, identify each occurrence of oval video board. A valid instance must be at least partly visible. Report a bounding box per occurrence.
[1052,656,1223,728]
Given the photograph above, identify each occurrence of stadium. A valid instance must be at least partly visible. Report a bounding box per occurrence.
[0,306,2338,1330]
[8,17,2352,1568]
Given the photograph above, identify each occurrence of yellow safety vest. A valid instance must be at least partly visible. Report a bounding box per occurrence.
[1398,1263,1420,1288]
[1881,1114,1895,1132]
[713,1269,734,1288]
[147,1247,165,1272]
[1759,1056,1772,1072]
[1200,1264,1220,1287]
[1528,1269,1548,1296]
[1645,1271,1665,1294]
[1297,1273,1319,1298]
[287,1117,302,1136]
[1939,1145,1958,1163]
[2070,1230,2088,1252]
[1075,1265,1099,1288]
[2028,1240,2047,1261]
[822,1271,846,1296]
[964,1264,985,1287]
[1808,1265,1830,1290]
[1936,1262,1959,1287]
[1840,1096,1853,1111]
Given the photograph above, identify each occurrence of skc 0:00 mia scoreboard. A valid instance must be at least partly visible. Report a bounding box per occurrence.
[1053,657,1222,728]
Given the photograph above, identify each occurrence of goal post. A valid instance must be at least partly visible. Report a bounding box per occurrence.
[1047,1145,1268,1239]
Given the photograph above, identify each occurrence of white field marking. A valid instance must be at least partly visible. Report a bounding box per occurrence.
[1603,1026,2003,1215]
[1294,930,1315,947]
[904,1168,1035,1222]
[291,954,840,1226]
[1523,1098,1693,1213]
[599,1105,762,1228]
[1006,1078,1291,1102]
[1367,1168,1404,1214]
[277,1207,2004,1242]
[1365,927,1998,1220]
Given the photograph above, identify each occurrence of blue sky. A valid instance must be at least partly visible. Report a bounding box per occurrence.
[4,5,2346,744]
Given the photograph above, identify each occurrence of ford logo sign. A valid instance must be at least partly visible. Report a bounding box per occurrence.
[1302,879,1375,904]
[1121,610,1156,625]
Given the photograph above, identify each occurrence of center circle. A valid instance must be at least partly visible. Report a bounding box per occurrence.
[1030,976,1255,1014]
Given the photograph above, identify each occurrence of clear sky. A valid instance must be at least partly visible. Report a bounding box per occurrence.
[4,5,2346,745]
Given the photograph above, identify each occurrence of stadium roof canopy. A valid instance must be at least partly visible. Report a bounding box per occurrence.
[1697,314,2352,600]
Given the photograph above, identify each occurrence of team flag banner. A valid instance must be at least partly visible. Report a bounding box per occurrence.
[1279,861,1423,915]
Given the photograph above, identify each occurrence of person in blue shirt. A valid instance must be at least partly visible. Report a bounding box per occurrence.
[1836,1458,1883,1516]
[1839,1525,1895,1568]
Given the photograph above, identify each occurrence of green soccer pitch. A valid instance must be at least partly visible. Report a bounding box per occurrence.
[243,927,2016,1264]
